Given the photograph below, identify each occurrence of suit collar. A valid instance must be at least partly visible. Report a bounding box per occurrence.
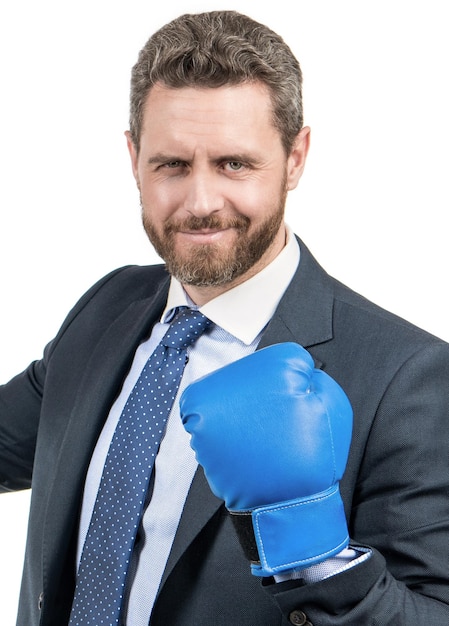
[258,237,334,353]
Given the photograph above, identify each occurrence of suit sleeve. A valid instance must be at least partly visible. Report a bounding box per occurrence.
[0,267,129,493]
[0,356,47,491]
[265,341,449,625]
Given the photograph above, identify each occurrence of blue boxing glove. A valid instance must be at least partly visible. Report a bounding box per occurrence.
[180,342,353,577]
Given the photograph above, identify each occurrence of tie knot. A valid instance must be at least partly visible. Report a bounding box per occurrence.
[162,308,211,350]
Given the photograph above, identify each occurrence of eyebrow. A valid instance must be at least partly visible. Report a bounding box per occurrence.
[146,153,178,165]
[214,153,262,166]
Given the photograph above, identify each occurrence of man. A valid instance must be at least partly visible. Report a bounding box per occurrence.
[1,10,449,625]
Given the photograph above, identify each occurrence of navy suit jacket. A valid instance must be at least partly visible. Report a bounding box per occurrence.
[1,237,449,625]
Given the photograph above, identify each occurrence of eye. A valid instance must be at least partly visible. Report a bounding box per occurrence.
[165,160,183,169]
[225,161,244,171]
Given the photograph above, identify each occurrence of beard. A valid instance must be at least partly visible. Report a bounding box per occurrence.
[141,185,287,287]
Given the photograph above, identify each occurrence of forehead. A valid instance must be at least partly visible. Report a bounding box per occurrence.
[140,82,281,152]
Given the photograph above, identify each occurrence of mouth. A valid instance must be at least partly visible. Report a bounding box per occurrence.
[176,227,234,244]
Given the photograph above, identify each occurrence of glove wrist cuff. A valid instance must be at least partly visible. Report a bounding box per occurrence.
[231,484,349,577]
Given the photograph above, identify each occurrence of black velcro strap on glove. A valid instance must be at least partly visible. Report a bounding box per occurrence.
[228,510,260,564]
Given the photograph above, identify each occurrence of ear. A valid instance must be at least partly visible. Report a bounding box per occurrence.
[125,130,140,188]
[286,126,311,191]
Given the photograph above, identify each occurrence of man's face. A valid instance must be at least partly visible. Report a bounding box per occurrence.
[127,82,309,302]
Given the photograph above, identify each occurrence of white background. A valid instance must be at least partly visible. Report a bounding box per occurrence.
[1,1,448,622]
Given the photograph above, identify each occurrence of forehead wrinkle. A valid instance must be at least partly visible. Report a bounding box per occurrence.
[143,83,274,132]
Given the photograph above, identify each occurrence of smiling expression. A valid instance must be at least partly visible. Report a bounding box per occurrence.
[126,81,309,304]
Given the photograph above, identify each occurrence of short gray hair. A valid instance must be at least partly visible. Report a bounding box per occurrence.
[129,11,303,154]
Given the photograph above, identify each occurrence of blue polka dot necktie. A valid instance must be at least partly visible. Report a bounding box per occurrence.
[69,307,211,626]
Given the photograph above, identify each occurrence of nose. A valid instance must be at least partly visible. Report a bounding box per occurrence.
[182,169,225,217]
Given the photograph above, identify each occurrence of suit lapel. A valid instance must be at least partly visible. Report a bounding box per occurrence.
[42,278,170,588]
[159,467,223,589]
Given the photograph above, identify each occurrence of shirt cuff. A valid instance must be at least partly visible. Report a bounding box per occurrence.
[273,546,372,583]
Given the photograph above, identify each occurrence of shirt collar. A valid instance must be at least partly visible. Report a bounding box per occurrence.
[161,225,300,345]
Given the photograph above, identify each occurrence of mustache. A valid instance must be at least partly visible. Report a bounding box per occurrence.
[164,214,250,234]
